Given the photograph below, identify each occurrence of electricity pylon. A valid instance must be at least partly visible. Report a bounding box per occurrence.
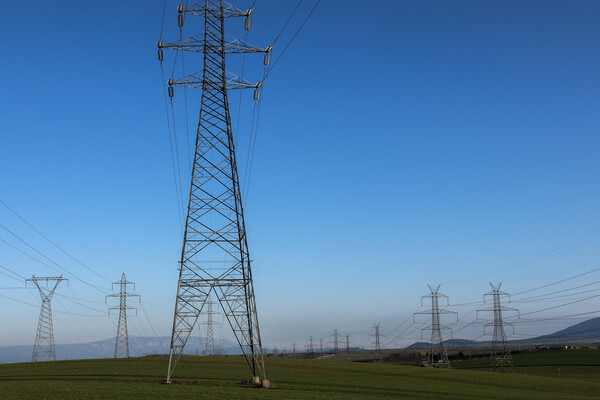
[371,323,383,363]
[477,282,519,372]
[332,329,339,359]
[345,333,350,360]
[159,0,272,383]
[106,273,139,358]
[27,275,68,362]
[307,336,314,355]
[414,284,457,368]
[199,299,220,355]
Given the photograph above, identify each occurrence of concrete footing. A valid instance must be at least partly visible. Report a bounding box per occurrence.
[262,379,271,389]
[252,376,261,385]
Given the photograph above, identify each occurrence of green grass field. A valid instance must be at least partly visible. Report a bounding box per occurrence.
[0,355,599,399]
[452,348,600,382]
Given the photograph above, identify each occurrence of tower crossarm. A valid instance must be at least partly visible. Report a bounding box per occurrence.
[182,1,252,18]
[420,324,453,339]
[477,305,519,315]
[108,306,138,315]
[169,71,262,90]
[484,321,514,331]
[159,35,271,54]
[413,309,458,322]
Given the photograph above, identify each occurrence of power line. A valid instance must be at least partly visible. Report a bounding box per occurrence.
[158,54,185,235]
[0,199,112,283]
[452,230,600,284]
[139,301,160,338]
[512,280,600,301]
[0,228,109,295]
[270,1,304,48]
[520,295,600,317]
[0,263,26,281]
[265,0,321,79]
[516,310,600,323]
[0,168,121,278]
[513,268,600,297]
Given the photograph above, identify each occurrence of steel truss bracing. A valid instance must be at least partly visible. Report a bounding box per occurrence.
[27,275,68,362]
[160,0,269,383]
[199,298,220,355]
[414,284,458,368]
[332,329,339,358]
[477,282,519,373]
[106,273,139,358]
[371,323,382,363]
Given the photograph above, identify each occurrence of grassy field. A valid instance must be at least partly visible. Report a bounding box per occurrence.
[452,348,600,382]
[0,355,599,399]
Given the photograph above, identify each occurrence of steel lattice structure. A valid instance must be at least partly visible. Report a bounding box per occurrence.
[345,333,350,360]
[371,323,383,363]
[477,282,519,373]
[159,0,271,383]
[307,336,314,355]
[27,276,68,362]
[414,284,457,368]
[199,299,220,355]
[332,329,339,359]
[106,273,139,358]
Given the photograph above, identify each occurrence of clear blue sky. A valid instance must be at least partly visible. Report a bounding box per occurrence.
[1,0,599,350]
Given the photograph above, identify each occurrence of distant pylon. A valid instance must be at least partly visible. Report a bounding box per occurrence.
[307,336,314,355]
[345,333,350,360]
[106,273,139,358]
[292,341,296,357]
[414,284,457,368]
[199,298,220,356]
[371,323,383,363]
[27,275,68,362]
[319,338,323,355]
[477,282,519,373]
[332,329,339,359]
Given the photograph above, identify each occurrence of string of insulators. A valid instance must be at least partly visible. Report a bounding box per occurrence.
[157,40,164,62]
[168,79,174,98]
[244,9,253,31]
[264,46,273,66]
[253,82,263,100]
[177,4,184,28]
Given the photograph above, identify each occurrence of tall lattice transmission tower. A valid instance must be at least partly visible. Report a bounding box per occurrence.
[199,298,220,355]
[106,273,139,358]
[307,336,314,356]
[332,329,339,359]
[477,282,519,372]
[414,284,457,368]
[158,0,272,384]
[345,333,350,360]
[371,323,382,363]
[27,276,68,362]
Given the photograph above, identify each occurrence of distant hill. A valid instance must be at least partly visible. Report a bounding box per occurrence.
[0,336,240,364]
[405,317,600,349]
[406,338,489,350]
[516,317,600,344]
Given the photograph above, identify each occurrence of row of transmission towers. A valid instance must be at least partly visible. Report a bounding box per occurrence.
[27,273,141,362]
[414,283,518,371]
